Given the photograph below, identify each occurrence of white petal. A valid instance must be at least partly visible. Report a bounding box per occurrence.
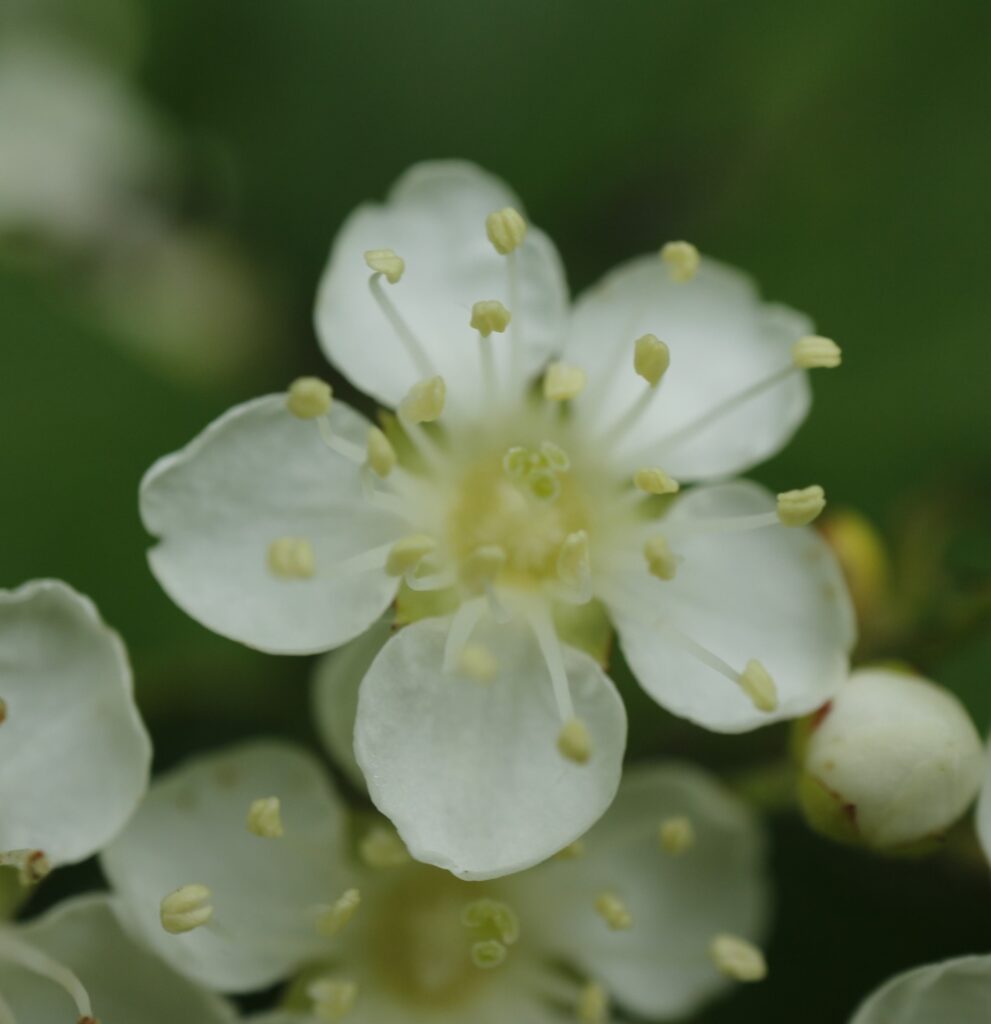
[569,255,812,480]
[503,763,769,1020]
[850,955,991,1024]
[606,481,855,732]
[312,617,393,791]
[0,895,235,1023]
[0,580,150,865]
[315,161,568,412]
[354,616,626,880]
[101,741,350,993]
[977,739,991,866]
[141,395,404,655]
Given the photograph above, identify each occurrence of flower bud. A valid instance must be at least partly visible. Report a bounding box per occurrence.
[797,669,983,851]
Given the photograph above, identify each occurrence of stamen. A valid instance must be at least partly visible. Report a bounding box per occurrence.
[461,898,520,945]
[364,248,405,283]
[634,467,679,495]
[555,839,586,860]
[457,643,499,682]
[160,884,213,934]
[658,815,696,854]
[594,892,633,931]
[309,977,359,1021]
[471,939,507,969]
[287,377,333,420]
[543,362,588,402]
[315,417,366,465]
[359,825,410,868]
[460,545,507,594]
[443,598,486,672]
[399,376,446,424]
[577,981,610,1024]
[366,427,397,478]
[792,335,841,369]
[709,934,767,982]
[557,717,592,765]
[485,207,527,255]
[368,275,435,378]
[470,299,512,337]
[777,485,826,526]
[528,604,576,722]
[385,534,437,577]
[633,334,670,386]
[557,530,591,590]
[739,659,778,712]
[660,240,700,282]
[316,888,362,937]
[0,931,93,1018]
[643,535,678,580]
[0,849,51,886]
[246,797,284,838]
[267,537,316,580]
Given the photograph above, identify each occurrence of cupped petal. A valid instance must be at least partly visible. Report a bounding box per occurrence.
[849,955,991,1024]
[141,395,404,655]
[977,739,991,867]
[0,580,150,866]
[0,895,235,1024]
[312,617,393,791]
[315,161,568,413]
[101,741,350,993]
[606,480,855,732]
[503,763,769,1021]
[569,255,812,480]
[354,615,627,880]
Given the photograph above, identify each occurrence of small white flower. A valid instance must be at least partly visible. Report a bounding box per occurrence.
[140,161,855,878]
[102,741,769,1021]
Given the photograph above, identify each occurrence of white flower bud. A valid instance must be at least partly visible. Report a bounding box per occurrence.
[799,669,983,850]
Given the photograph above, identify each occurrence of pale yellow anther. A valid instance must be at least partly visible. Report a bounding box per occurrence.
[316,888,362,937]
[385,534,437,577]
[777,485,826,527]
[246,797,284,838]
[634,467,680,495]
[661,240,701,282]
[267,537,316,580]
[644,535,677,581]
[400,375,446,423]
[555,839,586,860]
[658,815,696,855]
[364,248,405,284]
[287,376,333,419]
[461,898,520,945]
[594,892,633,931]
[471,939,508,969]
[739,659,778,713]
[577,981,610,1024]
[709,934,768,982]
[557,530,591,588]
[458,643,499,682]
[470,299,512,337]
[633,334,670,386]
[461,544,507,591]
[485,207,527,255]
[792,334,842,369]
[557,716,592,765]
[160,884,213,935]
[543,362,588,402]
[0,849,51,886]
[308,977,359,1022]
[366,426,397,478]
[359,825,410,868]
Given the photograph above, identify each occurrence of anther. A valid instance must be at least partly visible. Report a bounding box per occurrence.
[309,977,359,1021]
[709,934,767,982]
[577,982,610,1024]
[0,849,51,886]
[246,797,284,838]
[462,898,520,945]
[557,531,591,589]
[461,544,506,592]
[543,362,588,401]
[777,485,826,527]
[634,467,679,495]
[366,426,397,477]
[558,717,592,764]
[316,888,362,937]
[659,816,696,855]
[160,884,213,934]
[267,537,316,579]
[633,334,670,386]
[470,299,512,337]
[485,207,527,255]
[364,248,404,284]
[739,659,778,712]
[644,535,678,580]
[287,377,333,419]
[594,892,633,931]
[385,534,437,577]
[792,335,841,369]
[400,376,446,423]
[660,241,700,282]
[471,939,508,969]
[359,825,410,868]
[458,643,499,682]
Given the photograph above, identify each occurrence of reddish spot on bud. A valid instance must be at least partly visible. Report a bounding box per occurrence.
[809,701,833,732]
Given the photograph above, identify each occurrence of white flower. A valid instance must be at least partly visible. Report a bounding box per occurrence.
[798,668,984,849]
[102,741,768,1022]
[0,579,151,879]
[0,895,235,1023]
[140,160,855,878]
[848,954,991,1023]
[973,731,991,868]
